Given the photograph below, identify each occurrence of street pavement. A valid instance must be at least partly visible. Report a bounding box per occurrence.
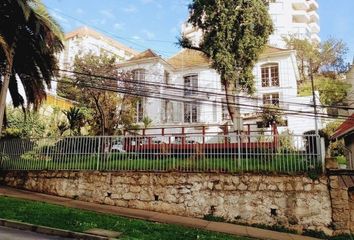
[0,226,72,240]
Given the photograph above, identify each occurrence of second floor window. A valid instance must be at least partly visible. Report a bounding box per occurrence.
[261,64,279,87]
[132,69,146,81]
[184,74,198,96]
[263,93,280,106]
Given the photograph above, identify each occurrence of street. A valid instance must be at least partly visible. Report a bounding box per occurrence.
[0,226,72,240]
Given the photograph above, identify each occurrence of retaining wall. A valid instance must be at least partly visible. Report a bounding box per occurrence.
[0,171,334,234]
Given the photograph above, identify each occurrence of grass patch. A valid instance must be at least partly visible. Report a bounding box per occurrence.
[1,152,320,174]
[0,196,255,240]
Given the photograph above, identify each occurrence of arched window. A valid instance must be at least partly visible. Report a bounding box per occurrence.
[261,63,279,87]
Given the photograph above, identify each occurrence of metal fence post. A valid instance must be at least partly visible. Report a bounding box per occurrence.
[320,137,326,173]
[96,137,101,171]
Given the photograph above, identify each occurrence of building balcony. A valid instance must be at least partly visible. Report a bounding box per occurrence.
[309,22,320,33]
[292,0,309,10]
[308,11,320,23]
[292,10,310,23]
[311,34,321,43]
[307,0,319,11]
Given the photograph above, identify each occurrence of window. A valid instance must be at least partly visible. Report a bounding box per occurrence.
[183,74,199,123]
[132,69,146,122]
[164,71,170,84]
[263,93,280,106]
[132,69,146,81]
[184,103,198,123]
[136,99,144,122]
[184,74,198,96]
[261,64,279,87]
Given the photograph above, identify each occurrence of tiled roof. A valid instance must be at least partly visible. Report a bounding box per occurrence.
[127,49,160,61]
[167,49,210,69]
[65,26,138,56]
[332,114,354,139]
[167,46,290,70]
[261,46,289,55]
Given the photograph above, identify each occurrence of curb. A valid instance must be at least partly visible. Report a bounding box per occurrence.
[0,218,109,240]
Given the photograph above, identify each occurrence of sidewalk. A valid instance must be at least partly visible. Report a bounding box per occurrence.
[0,186,319,240]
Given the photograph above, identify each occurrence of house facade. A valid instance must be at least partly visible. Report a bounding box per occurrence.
[118,47,322,136]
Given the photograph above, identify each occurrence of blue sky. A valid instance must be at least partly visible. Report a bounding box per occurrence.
[43,0,354,62]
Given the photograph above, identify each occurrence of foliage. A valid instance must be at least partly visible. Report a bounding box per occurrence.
[0,196,248,240]
[179,0,273,123]
[278,130,296,153]
[0,0,64,111]
[203,214,226,223]
[285,37,349,82]
[298,76,350,106]
[3,107,46,139]
[329,140,346,157]
[57,52,139,135]
[261,104,285,127]
[142,116,153,129]
[63,107,85,136]
[336,155,347,165]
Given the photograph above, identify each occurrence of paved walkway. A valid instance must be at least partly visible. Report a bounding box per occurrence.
[0,226,71,240]
[0,186,319,240]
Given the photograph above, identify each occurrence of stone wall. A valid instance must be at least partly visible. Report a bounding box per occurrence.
[0,171,333,233]
[350,190,354,233]
[328,175,354,235]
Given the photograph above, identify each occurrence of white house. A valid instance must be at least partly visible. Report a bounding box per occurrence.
[118,46,322,136]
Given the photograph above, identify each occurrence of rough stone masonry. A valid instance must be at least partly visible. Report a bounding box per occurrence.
[0,171,334,234]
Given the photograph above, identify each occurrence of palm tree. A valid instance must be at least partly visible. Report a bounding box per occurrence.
[0,0,64,133]
[63,107,85,136]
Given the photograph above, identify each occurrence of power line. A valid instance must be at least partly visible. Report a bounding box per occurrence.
[57,68,354,111]
[52,74,353,121]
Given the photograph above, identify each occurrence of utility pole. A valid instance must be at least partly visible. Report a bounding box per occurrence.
[309,59,319,136]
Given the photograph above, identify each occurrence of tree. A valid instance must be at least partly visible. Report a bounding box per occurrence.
[57,52,139,136]
[260,104,285,128]
[298,76,351,107]
[3,107,46,139]
[285,37,349,82]
[63,107,85,136]
[179,0,273,131]
[0,0,64,134]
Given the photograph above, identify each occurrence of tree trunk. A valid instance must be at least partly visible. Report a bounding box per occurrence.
[0,58,13,135]
[93,95,105,136]
[224,78,242,132]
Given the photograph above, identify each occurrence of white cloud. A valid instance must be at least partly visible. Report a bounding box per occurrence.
[132,36,141,40]
[142,30,155,40]
[123,5,137,13]
[100,9,115,19]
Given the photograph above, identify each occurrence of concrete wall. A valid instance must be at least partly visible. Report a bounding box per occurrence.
[0,171,333,234]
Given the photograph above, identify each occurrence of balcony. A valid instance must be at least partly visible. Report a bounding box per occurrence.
[311,34,321,43]
[309,22,320,33]
[292,0,309,10]
[307,0,319,11]
[308,11,320,23]
[292,10,310,23]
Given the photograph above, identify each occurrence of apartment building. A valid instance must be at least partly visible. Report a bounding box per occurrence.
[182,0,320,48]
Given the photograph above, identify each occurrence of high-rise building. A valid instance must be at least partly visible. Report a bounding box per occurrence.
[182,0,320,48]
[268,0,320,48]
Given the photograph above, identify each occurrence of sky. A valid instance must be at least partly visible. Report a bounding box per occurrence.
[42,0,354,62]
